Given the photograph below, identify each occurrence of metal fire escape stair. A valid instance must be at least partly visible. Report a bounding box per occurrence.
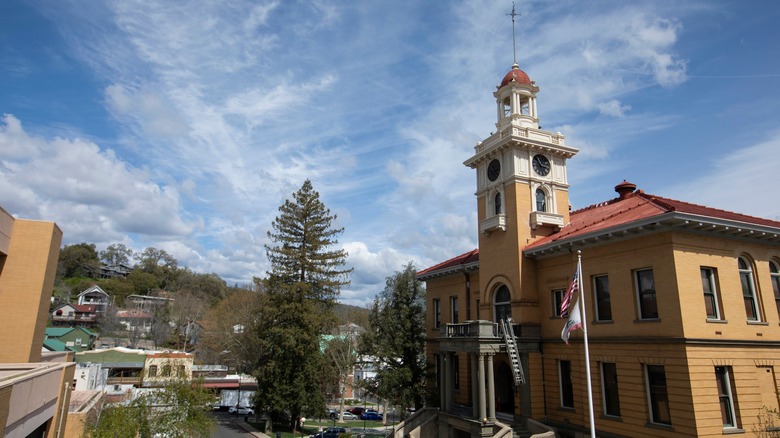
[501,318,525,386]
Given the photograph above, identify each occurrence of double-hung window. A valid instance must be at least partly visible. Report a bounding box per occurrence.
[738,257,760,321]
[593,275,611,321]
[635,269,658,319]
[645,364,671,425]
[450,296,459,323]
[701,267,721,320]
[715,366,739,429]
[559,360,574,408]
[770,261,780,319]
[601,362,620,417]
[433,299,441,328]
[552,289,565,317]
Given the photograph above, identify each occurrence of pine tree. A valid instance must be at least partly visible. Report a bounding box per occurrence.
[361,263,427,416]
[253,179,352,432]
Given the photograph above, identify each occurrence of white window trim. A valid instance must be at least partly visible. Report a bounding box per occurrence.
[593,274,611,321]
[716,366,738,429]
[739,257,762,322]
[634,268,658,320]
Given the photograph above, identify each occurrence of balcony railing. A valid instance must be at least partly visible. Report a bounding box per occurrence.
[441,320,541,340]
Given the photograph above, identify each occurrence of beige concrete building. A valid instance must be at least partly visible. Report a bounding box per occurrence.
[0,205,75,437]
[417,62,780,437]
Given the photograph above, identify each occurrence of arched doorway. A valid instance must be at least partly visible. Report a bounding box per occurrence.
[494,361,515,414]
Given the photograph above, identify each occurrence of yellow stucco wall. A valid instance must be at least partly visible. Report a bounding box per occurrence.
[0,218,62,363]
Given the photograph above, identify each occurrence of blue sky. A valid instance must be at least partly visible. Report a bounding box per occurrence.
[2,1,779,305]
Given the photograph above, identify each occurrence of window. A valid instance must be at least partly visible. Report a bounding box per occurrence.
[645,365,671,425]
[476,299,480,320]
[635,269,658,319]
[452,354,460,390]
[148,365,157,377]
[535,189,547,212]
[433,299,441,328]
[738,257,760,321]
[701,267,721,320]
[162,365,171,377]
[494,285,511,322]
[601,362,620,417]
[494,192,502,215]
[593,275,611,321]
[451,296,459,323]
[178,365,186,377]
[552,289,565,317]
[770,261,780,319]
[715,366,738,428]
[559,360,574,408]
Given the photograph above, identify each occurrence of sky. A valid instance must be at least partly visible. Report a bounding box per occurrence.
[2,1,780,306]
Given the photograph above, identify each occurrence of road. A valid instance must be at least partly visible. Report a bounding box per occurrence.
[210,411,258,438]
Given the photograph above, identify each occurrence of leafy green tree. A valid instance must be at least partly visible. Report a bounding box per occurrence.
[360,263,427,415]
[172,269,228,304]
[135,247,179,289]
[127,269,161,296]
[83,379,214,438]
[99,243,134,266]
[252,179,352,432]
[57,242,100,279]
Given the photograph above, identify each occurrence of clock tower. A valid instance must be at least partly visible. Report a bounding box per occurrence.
[463,63,578,322]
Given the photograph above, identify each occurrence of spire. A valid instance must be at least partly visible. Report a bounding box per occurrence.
[506,2,520,65]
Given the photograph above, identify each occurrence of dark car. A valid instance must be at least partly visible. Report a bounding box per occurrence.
[347,407,365,416]
[360,411,383,421]
[310,427,346,438]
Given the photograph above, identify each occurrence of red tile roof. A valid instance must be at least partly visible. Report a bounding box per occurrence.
[417,249,479,278]
[73,304,96,313]
[419,183,780,278]
[526,189,780,250]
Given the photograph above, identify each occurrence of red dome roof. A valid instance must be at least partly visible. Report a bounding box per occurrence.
[500,63,531,87]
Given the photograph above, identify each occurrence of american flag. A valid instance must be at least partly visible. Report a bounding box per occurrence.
[560,265,580,317]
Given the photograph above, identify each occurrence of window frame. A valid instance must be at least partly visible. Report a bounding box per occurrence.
[715,366,738,429]
[738,257,761,322]
[600,362,621,417]
[452,354,460,390]
[148,365,158,377]
[494,285,511,323]
[593,275,612,321]
[494,192,502,215]
[552,289,565,317]
[701,267,722,320]
[635,269,658,320]
[770,261,780,320]
[450,296,459,324]
[535,188,547,212]
[559,360,574,408]
[645,364,671,426]
[433,299,441,329]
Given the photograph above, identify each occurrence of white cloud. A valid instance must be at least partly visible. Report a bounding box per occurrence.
[0,114,193,240]
[664,132,780,221]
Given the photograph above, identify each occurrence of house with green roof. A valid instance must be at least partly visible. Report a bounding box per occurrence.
[44,326,97,352]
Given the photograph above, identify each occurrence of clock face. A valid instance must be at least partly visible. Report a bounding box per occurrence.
[532,154,551,176]
[487,159,501,182]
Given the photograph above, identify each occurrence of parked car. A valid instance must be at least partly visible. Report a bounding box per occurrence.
[340,411,358,420]
[310,427,346,438]
[361,410,383,421]
[228,405,254,415]
[347,407,365,416]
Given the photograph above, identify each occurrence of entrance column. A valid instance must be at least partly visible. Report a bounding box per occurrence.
[486,353,496,420]
[439,353,446,409]
[471,353,479,418]
[478,353,486,420]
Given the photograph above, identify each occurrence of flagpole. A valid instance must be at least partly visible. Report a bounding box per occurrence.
[577,250,596,438]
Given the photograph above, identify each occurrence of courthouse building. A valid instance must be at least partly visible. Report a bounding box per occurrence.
[417,61,780,437]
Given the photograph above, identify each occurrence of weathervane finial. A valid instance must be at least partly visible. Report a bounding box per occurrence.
[506,1,520,65]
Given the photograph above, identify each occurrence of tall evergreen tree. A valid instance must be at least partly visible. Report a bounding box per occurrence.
[252,179,352,432]
[360,263,427,415]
